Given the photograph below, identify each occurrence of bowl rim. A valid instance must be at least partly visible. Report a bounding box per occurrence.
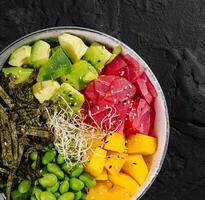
[0,26,170,199]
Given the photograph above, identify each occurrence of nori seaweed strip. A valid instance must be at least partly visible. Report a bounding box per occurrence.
[10,121,18,167]
[0,86,14,108]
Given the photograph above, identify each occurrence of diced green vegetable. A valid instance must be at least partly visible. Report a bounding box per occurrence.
[9,45,31,67]
[58,33,88,63]
[107,45,122,64]
[2,67,33,84]
[83,42,112,72]
[31,40,50,68]
[37,48,72,81]
[61,60,98,90]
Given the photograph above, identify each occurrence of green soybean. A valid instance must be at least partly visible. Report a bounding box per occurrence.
[58,192,75,200]
[47,163,64,179]
[61,162,72,173]
[39,173,57,188]
[40,191,56,200]
[18,179,31,194]
[32,187,42,200]
[54,192,61,198]
[42,150,56,165]
[80,192,86,200]
[71,164,84,177]
[59,180,69,194]
[47,181,60,193]
[74,191,82,200]
[70,178,84,191]
[79,172,96,188]
[30,151,38,161]
[57,154,65,165]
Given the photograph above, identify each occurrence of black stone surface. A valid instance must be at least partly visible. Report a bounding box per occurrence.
[1,0,205,199]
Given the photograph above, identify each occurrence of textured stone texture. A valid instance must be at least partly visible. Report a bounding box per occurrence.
[1,0,205,199]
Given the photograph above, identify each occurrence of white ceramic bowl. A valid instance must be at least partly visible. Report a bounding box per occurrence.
[0,27,169,200]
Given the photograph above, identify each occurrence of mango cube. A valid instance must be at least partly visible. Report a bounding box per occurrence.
[108,173,139,195]
[104,132,125,153]
[96,168,108,181]
[122,155,148,185]
[85,147,107,177]
[105,152,127,175]
[107,185,131,200]
[127,134,157,155]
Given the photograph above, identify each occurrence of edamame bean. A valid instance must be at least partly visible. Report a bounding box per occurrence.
[79,173,96,188]
[54,192,61,198]
[58,192,75,200]
[70,178,84,191]
[32,187,42,200]
[42,150,56,165]
[59,180,69,194]
[47,163,64,179]
[47,181,60,193]
[57,154,65,165]
[40,191,56,200]
[74,191,82,200]
[30,151,38,161]
[80,192,86,200]
[18,179,31,194]
[39,173,57,188]
[71,164,84,177]
[61,163,72,173]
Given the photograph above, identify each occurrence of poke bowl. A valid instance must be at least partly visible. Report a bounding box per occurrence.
[0,27,169,200]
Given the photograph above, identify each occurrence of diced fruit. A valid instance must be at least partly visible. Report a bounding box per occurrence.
[104,152,127,175]
[143,155,152,170]
[83,42,112,72]
[2,67,33,84]
[31,40,50,67]
[8,45,31,67]
[52,83,84,113]
[122,155,148,185]
[106,45,122,64]
[86,181,112,200]
[104,132,126,153]
[58,33,88,63]
[85,147,107,177]
[108,172,139,195]
[124,98,155,135]
[61,60,98,90]
[95,169,108,180]
[32,80,60,104]
[37,48,72,81]
[127,134,157,155]
[107,185,131,200]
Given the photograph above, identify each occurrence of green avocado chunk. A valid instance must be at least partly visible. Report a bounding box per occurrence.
[9,45,31,67]
[32,80,60,104]
[61,60,98,90]
[37,48,72,81]
[31,40,51,68]
[52,83,85,113]
[83,42,112,72]
[2,66,33,84]
[58,33,88,63]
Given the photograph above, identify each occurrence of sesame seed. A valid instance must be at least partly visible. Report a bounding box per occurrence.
[111,90,114,94]
[124,86,128,89]
[114,98,117,103]
[120,71,125,76]
[133,162,137,165]
[109,165,112,169]
[74,102,77,106]
[97,106,100,110]
[79,76,82,80]
[134,113,137,116]
[132,116,135,119]
[127,94,130,97]
[129,84,133,88]
[141,123,144,127]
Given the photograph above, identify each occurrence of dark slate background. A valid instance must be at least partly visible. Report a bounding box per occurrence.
[1,0,205,199]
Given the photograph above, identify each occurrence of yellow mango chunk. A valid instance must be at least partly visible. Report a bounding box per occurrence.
[108,173,139,195]
[104,132,125,153]
[107,185,131,200]
[127,134,157,155]
[122,155,148,185]
[96,168,108,180]
[86,181,112,200]
[85,147,107,177]
[105,152,127,175]
[144,155,152,170]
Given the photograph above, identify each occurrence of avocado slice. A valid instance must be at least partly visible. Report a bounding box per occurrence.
[107,45,122,64]
[37,48,72,82]
[52,83,85,113]
[31,40,51,68]
[2,66,33,84]
[61,60,98,90]
[83,42,112,72]
[58,33,88,63]
[32,80,60,104]
[8,45,31,67]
